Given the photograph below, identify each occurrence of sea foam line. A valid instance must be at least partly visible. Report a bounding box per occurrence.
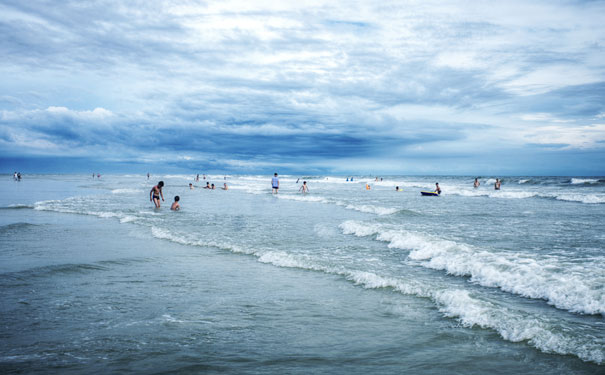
[149,225,604,364]
[339,220,605,316]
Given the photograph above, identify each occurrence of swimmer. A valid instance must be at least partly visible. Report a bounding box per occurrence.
[189,183,194,190]
[204,182,211,189]
[474,178,480,188]
[196,174,199,182]
[435,183,441,195]
[147,173,150,180]
[366,183,371,190]
[222,183,228,190]
[346,178,349,182]
[211,183,215,190]
[170,196,180,211]
[495,179,501,190]
[299,181,309,194]
[396,186,400,191]
[150,181,165,208]
[271,173,279,194]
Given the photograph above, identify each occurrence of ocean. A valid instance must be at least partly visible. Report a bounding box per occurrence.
[1,174,603,374]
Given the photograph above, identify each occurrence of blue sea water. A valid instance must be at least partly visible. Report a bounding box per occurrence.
[0,174,604,374]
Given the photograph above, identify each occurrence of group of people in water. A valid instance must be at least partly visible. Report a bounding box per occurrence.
[149,174,505,209]
[150,176,230,210]
[271,173,309,194]
[12,172,22,181]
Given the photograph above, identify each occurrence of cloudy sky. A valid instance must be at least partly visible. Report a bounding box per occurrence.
[1,0,604,175]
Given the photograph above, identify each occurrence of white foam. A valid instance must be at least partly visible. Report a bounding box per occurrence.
[276,194,330,203]
[344,204,399,215]
[342,270,604,363]
[111,188,143,194]
[553,193,605,204]
[339,220,605,316]
[145,224,604,364]
[570,178,599,184]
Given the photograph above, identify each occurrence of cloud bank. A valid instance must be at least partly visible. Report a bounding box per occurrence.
[1,0,604,174]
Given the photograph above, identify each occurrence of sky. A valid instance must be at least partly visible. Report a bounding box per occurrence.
[1,0,604,175]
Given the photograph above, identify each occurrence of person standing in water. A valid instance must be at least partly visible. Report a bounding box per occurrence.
[474,178,480,188]
[222,183,228,190]
[272,173,279,194]
[435,182,441,195]
[495,179,501,190]
[299,181,309,194]
[147,173,150,180]
[150,181,165,208]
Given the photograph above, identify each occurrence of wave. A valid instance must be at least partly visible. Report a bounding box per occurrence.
[276,194,405,216]
[570,178,602,185]
[0,204,34,210]
[343,204,401,215]
[148,225,604,364]
[0,222,39,233]
[111,188,143,194]
[276,194,331,204]
[552,193,605,204]
[339,220,605,316]
[0,263,109,282]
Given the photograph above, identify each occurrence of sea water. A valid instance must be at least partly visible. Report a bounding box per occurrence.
[0,174,603,374]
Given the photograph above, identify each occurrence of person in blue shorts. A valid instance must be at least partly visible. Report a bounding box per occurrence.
[272,173,279,194]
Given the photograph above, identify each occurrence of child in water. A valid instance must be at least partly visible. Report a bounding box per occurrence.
[171,196,180,211]
[299,181,309,194]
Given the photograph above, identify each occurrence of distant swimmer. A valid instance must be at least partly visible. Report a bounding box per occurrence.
[350,177,353,182]
[211,183,215,190]
[272,173,279,194]
[14,172,18,181]
[346,178,349,182]
[204,182,211,189]
[97,174,101,179]
[92,173,95,179]
[366,183,371,190]
[189,183,194,190]
[196,174,199,182]
[150,181,165,208]
[435,182,441,195]
[17,172,21,181]
[171,196,180,211]
[222,183,228,190]
[474,178,480,188]
[495,179,501,190]
[147,173,150,180]
[396,186,400,191]
[296,178,300,183]
[299,181,309,194]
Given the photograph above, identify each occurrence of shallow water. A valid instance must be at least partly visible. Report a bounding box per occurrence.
[1,174,603,374]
